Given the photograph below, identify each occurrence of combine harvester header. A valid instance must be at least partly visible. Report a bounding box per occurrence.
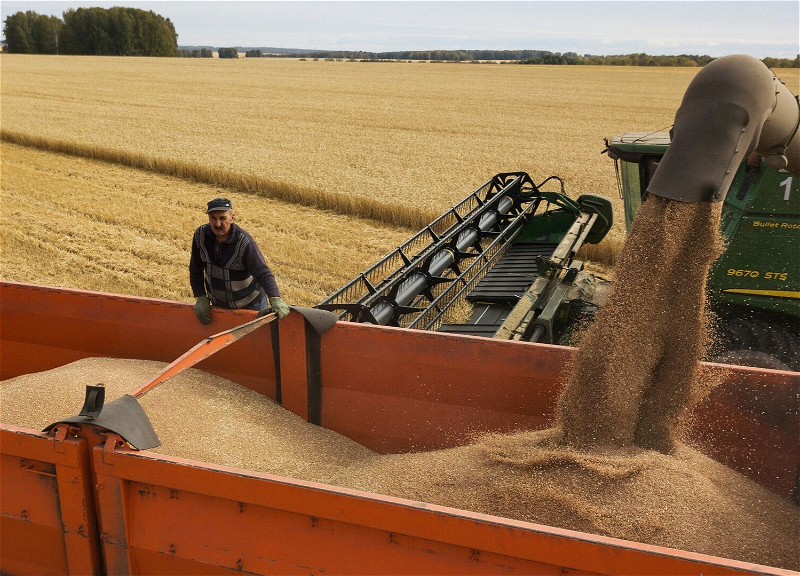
[319,171,613,344]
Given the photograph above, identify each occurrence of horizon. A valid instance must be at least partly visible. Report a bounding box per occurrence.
[2,1,798,59]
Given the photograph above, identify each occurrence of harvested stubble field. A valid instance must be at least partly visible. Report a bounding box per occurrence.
[1,55,797,302]
[0,142,410,303]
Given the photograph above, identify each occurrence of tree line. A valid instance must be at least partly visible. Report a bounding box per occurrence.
[176,48,213,58]
[3,11,798,68]
[285,49,800,68]
[3,7,177,56]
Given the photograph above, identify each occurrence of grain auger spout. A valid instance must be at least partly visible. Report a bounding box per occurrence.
[647,54,800,203]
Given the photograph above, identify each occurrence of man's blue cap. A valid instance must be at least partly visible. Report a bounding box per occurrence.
[206,198,233,213]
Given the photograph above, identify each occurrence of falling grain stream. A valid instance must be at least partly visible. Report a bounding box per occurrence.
[1,199,797,569]
[560,196,724,452]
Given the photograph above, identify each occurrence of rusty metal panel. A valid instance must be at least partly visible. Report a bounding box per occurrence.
[0,281,277,398]
[89,445,779,576]
[1,281,798,499]
[318,321,570,453]
[0,426,101,575]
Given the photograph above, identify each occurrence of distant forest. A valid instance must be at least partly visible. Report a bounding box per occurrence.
[284,49,800,68]
[3,9,798,68]
[2,8,177,56]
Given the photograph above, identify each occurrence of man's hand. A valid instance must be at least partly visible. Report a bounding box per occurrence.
[193,296,211,324]
[269,296,291,319]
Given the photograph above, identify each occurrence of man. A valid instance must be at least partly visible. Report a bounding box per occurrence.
[189,198,290,324]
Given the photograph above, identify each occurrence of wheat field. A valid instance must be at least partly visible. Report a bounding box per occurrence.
[1,55,797,304]
[0,142,411,304]
[0,55,715,226]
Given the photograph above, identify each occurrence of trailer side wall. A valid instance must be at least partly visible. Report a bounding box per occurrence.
[1,282,797,576]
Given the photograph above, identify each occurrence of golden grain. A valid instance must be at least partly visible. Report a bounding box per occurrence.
[2,357,796,570]
[0,130,432,229]
[7,56,778,234]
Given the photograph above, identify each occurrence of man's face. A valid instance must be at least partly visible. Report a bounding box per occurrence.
[208,210,234,239]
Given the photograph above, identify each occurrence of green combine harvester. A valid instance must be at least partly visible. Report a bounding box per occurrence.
[318,142,799,371]
[606,132,799,371]
[320,55,799,372]
[317,144,799,370]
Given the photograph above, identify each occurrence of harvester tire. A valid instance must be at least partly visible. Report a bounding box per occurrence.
[711,315,800,372]
[713,349,791,372]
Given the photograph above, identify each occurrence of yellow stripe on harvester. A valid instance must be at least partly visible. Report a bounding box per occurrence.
[722,289,800,299]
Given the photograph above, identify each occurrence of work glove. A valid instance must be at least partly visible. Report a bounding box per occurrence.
[269,296,291,319]
[193,296,211,325]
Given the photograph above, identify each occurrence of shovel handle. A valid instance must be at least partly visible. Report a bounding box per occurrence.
[131,312,277,398]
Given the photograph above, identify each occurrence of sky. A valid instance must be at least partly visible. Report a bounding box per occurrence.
[2,1,799,58]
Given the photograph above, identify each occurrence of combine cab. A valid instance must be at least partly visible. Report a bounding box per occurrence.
[606,133,800,370]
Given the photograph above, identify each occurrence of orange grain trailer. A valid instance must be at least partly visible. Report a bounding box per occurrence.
[1,281,797,575]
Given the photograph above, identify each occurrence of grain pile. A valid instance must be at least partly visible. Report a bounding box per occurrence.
[0,358,373,482]
[331,429,798,570]
[1,356,797,569]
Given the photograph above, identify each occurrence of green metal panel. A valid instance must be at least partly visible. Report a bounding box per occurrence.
[612,133,800,321]
[709,165,800,317]
[620,161,643,230]
[515,210,575,244]
[747,168,799,216]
